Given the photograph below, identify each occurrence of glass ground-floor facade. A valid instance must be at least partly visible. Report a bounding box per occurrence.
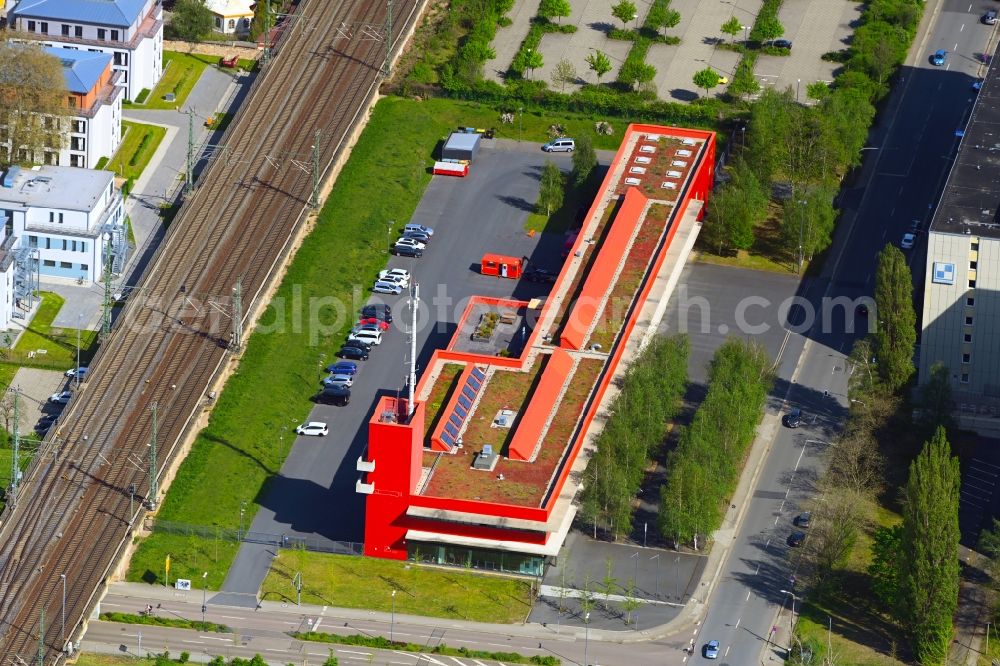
[407,540,546,576]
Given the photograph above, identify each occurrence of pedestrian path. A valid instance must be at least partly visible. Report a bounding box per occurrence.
[539,584,683,606]
[484,0,540,81]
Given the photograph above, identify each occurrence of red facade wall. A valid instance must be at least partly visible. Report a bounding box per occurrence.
[363,124,716,560]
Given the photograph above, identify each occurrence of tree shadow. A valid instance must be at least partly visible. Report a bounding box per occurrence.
[497,194,536,213]
[669,88,699,102]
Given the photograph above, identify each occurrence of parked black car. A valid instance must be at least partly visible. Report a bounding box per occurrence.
[524,268,558,283]
[361,304,393,324]
[793,512,812,528]
[337,345,369,361]
[787,531,806,547]
[782,408,802,428]
[316,384,351,406]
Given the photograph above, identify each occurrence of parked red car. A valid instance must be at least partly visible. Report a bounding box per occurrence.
[359,317,390,331]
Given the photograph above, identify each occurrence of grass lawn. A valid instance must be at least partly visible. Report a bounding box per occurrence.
[795,506,907,666]
[130,51,209,109]
[73,656,157,666]
[125,95,647,589]
[695,205,803,274]
[13,292,97,367]
[524,171,599,234]
[108,121,167,183]
[261,550,533,623]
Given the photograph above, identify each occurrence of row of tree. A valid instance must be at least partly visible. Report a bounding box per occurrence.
[658,338,773,548]
[791,247,962,666]
[578,335,690,539]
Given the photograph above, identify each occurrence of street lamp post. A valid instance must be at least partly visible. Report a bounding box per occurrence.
[796,78,801,103]
[742,25,749,44]
[780,589,798,650]
[201,572,208,624]
[75,314,82,390]
[650,554,660,598]
[60,573,66,647]
[584,612,590,666]
[390,590,397,642]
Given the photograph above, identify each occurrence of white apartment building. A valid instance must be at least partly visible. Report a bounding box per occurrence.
[0,165,128,284]
[48,47,123,168]
[8,0,163,102]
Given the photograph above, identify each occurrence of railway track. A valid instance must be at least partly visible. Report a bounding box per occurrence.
[0,0,420,662]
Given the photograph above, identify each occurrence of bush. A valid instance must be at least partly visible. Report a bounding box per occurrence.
[608,27,636,41]
[292,632,559,664]
[99,611,231,633]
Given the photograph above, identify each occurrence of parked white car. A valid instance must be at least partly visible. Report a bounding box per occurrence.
[65,367,88,379]
[348,329,383,346]
[900,233,916,250]
[372,281,403,295]
[322,373,354,388]
[403,224,434,236]
[49,391,72,404]
[379,268,411,282]
[295,422,329,436]
[394,238,426,250]
[377,271,410,288]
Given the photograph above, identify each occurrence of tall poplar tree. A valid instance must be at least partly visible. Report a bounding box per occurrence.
[873,244,916,391]
[899,427,960,664]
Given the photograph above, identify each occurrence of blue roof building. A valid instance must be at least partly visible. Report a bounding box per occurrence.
[7,0,163,101]
[46,47,113,94]
[10,0,149,28]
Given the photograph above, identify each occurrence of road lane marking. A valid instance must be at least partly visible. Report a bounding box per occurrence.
[774,515,779,526]
[219,615,243,620]
[199,636,231,642]
[736,616,742,629]
[725,646,732,656]
[337,650,373,657]
[181,640,205,645]
[794,446,806,471]
[746,590,752,601]
[313,618,323,632]
[755,564,761,575]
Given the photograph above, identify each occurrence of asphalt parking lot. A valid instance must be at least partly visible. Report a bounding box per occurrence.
[218,139,615,600]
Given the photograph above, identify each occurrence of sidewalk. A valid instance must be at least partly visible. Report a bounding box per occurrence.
[484,0,541,82]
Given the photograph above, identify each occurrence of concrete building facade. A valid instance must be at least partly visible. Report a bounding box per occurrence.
[919,56,1000,431]
[8,0,164,101]
[49,47,123,168]
[206,0,253,35]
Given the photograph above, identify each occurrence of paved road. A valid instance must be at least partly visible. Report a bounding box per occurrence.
[691,0,990,663]
[217,142,616,604]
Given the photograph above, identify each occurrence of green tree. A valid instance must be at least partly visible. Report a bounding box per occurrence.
[0,43,67,167]
[551,58,578,93]
[868,524,903,616]
[537,161,564,217]
[978,519,1000,583]
[611,0,638,29]
[806,81,830,101]
[619,578,642,625]
[721,16,742,43]
[586,51,613,84]
[618,60,657,90]
[539,0,572,22]
[249,0,271,41]
[899,427,960,664]
[571,135,597,186]
[747,88,795,183]
[692,67,720,95]
[873,245,917,392]
[782,183,837,269]
[753,15,784,43]
[919,362,955,433]
[523,49,544,79]
[702,158,768,253]
[647,5,680,37]
[171,0,214,41]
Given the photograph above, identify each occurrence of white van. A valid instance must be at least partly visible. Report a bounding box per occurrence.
[542,138,575,153]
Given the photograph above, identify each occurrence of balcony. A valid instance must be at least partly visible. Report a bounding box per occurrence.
[356,479,375,495]
[356,456,375,473]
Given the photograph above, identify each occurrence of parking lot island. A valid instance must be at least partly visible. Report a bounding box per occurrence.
[359,124,716,574]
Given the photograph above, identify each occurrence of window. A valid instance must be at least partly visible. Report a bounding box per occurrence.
[44,238,51,249]
[113,52,123,66]
[965,315,974,326]
[961,373,970,384]
[970,260,978,269]
[42,260,55,267]
[62,239,67,250]
[228,19,236,29]
[27,236,38,248]
[80,242,86,253]
[71,241,77,252]
[963,353,972,363]
[969,279,977,288]
[964,333,973,343]
[48,212,54,223]
[70,155,83,168]
[67,96,77,108]
[216,17,223,29]
[61,24,69,36]
[97,28,106,40]
[75,26,82,38]
[967,296,976,307]
[27,21,35,31]
[972,241,980,251]
[111,29,119,41]
[80,264,88,271]
[74,120,86,134]
[59,261,72,269]
[40,22,48,34]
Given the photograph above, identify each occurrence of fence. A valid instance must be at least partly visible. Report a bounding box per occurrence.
[149,519,363,556]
